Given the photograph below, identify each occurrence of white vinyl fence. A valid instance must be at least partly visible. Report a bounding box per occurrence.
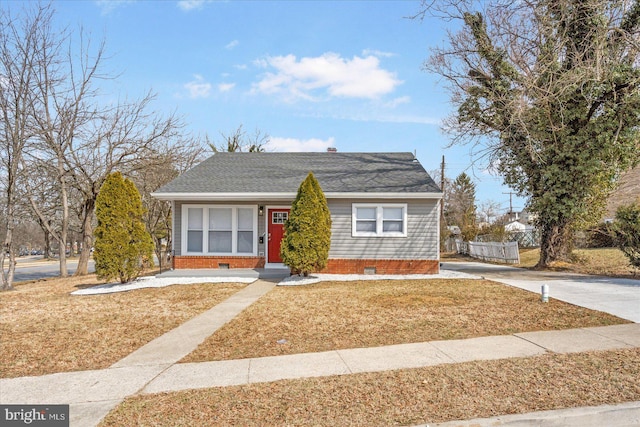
[456,241,520,264]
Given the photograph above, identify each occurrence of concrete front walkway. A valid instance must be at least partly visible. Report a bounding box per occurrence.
[0,279,279,426]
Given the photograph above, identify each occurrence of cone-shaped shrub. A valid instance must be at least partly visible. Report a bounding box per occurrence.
[94,172,155,283]
[280,172,332,276]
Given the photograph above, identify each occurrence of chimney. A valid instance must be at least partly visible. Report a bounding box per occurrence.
[327,147,337,153]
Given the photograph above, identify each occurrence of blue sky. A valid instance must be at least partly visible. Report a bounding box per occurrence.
[15,0,527,214]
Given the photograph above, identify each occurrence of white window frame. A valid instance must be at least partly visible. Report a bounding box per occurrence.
[181,205,258,255]
[352,203,408,237]
[186,207,204,252]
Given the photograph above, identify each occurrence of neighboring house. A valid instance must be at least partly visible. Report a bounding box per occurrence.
[152,152,443,274]
[519,209,537,225]
[500,209,536,225]
[504,220,535,233]
[447,225,461,236]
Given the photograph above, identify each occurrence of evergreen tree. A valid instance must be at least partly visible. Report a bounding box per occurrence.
[94,172,154,283]
[613,200,640,271]
[445,173,478,241]
[309,171,332,240]
[281,172,332,276]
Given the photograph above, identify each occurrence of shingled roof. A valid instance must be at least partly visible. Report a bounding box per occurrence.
[153,152,441,200]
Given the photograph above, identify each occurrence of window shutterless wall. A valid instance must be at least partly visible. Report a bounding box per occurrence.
[173,199,440,261]
[330,199,439,260]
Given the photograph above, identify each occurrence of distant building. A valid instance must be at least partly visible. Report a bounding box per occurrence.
[504,220,535,233]
[519,210,537,224]
[447,225,461,235]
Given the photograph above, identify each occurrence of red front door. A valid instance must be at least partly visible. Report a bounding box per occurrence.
[268,208,289,263]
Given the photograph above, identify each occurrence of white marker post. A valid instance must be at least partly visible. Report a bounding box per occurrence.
[541,284,549,303]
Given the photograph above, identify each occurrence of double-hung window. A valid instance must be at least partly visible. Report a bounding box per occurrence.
[209,208,233,253]
[236,208,254,253]
[187,208,204,252]
[183,205,257,255]
[352,204,407,237]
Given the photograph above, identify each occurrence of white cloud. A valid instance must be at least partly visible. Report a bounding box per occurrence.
[253,52,402,101]
[95,0,135,15]
[184,75,212,98]
[362,49,395,58]
[177,0,207,11]
[385,96,411,108]
[225,40,239,50]
[218,82,235,92]
[267,137,336,152]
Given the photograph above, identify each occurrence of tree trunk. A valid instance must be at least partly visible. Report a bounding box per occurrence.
[75,233,92,276]
[58,159,69,278]
[58,237,68,277]
[74,198,95,276]
[43,226,51,259]
[537,220,573,268]
[1,184,17,291]
[1,235,16,291]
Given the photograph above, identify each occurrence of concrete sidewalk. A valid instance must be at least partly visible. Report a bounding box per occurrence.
[140,323,639,394]
[2,323,638,426]
[428,400,640,426]
[442,261,640,323]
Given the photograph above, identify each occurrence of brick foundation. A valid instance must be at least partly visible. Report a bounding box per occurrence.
[173,256,265,269]
[321,259,439,275]
[173,256,439,274]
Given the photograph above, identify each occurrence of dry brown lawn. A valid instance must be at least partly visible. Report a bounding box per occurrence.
[518,247,637,278]
[445,247,638,279]
[102,348,640,427]
[182,279,627,363]
[0,276,246,378]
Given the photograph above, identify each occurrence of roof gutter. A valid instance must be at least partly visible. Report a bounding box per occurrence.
[151,191,444,201]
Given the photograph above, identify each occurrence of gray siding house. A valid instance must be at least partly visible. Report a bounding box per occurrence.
[152,151,443,274]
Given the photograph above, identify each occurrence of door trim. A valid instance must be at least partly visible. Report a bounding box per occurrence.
[265,205,290,267]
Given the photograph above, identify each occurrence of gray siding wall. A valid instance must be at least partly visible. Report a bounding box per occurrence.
[327,199,439,260]
[173,198,439,260]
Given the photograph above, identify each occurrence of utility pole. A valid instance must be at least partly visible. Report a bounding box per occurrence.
[440,155,445,222]
[503,191,515,221]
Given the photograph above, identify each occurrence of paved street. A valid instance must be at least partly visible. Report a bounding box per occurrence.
[10,257,95,282]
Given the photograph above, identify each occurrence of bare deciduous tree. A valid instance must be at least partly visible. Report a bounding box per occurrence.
[131,137,205,267]
[4,3,202,279]
[0,4,49,289]
[5,2,110,278]
[208,124,269,153]
[66,93,188,276]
